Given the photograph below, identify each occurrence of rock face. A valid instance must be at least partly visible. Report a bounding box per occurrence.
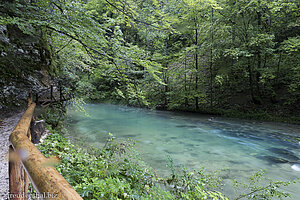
[30,120,46,144]
[0,23,52,112]
[0,0,53,111]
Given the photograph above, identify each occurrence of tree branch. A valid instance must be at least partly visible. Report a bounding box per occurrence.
[103,0,168,30]
[46,25,107,57]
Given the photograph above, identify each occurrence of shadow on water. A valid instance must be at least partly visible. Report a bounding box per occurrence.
[257,155,290,164]
[122,134,138,138]
[176,125,198,128]
[267,148,300,162]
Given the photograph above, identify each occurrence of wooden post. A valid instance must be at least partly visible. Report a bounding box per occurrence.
[59,86,62,101]
[35,93,39,105]
[9,146,28,200]
[50,85,53,101]
[27,92,32,106]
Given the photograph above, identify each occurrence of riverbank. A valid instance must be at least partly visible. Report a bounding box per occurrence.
[92,99,300,125]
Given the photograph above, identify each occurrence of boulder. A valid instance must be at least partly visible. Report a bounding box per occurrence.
[30,120,45,144]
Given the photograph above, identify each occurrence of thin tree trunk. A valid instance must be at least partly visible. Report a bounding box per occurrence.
[256,9,262,100]
[184,55,188,107]
[276,53,282,89]
[164,68,168,106]
[189,75,193,91]
[164,37,168,106]
[248,58,254,102]
[210,7,214,109]
[195,23,199,110]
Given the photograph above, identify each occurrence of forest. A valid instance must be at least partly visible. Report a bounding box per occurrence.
[1,0,299,120]
[0,0,300,199]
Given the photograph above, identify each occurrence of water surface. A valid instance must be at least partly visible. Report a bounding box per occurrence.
[66,104,300,198]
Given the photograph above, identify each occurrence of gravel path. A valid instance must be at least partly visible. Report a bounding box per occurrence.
[0,111,24,200]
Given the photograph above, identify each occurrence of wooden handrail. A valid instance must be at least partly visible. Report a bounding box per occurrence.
[9,101,82,199]
[36,85,71,107]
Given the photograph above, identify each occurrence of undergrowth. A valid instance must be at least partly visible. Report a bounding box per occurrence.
[38,128,228,200]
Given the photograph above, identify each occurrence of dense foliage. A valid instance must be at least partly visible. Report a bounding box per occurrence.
[1,0,299,121]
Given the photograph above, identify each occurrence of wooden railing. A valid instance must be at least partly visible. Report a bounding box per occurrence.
[36,85,74,107]
[9,95,82,200]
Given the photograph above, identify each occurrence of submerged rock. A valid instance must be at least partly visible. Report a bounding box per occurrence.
[268,148,299,162]
[176,125,197,128]
[122,134,137,138]
[258,155,290,164]
[190,152,199,157]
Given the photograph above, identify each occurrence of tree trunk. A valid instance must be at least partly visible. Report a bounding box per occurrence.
[255,9,262,101]
[195,24,199,110]
[276,53,282,89]
[184,55,188,108]
[164,37,168,106]
[164,68,168,106]
[248,58,254,102]
[210,7,214,109]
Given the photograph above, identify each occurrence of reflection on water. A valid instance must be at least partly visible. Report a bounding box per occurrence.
[66,103,300,198]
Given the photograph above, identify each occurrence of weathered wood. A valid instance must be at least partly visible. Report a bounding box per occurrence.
[27,92,32,107]
[50,85,53,101]
[9,103,83,200]
[37,85,72,106]
[9,146,28,200]
[35,93,39,105]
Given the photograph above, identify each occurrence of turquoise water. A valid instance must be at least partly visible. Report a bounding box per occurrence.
[66,103,300,198]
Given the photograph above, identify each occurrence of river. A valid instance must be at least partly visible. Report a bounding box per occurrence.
[66,103,300,199]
